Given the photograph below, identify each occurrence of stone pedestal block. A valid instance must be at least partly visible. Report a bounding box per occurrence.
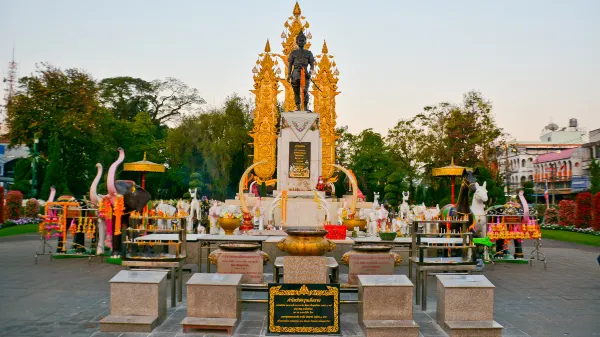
[358,275,413,321]
[436,275,494,323]
[436,275,502,337]
[100,270,168,332]
[182,273,242,335]
[358,275,419,337]
[283,256,327,283]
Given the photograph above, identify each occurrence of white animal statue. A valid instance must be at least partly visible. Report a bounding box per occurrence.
[373,192,380,208]
[253,198,265,230]
[423,204,441,233]
[470,182,488,237]
[156,200,177,229]
[188,188,201,232]
[367,209,379,236]
[412,203,426,219]
[208,200,220,234]
[399,191,410,220]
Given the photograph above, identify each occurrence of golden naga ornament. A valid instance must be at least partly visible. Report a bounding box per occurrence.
[274,1,312,112]
[312,40,340,179]
[250,40,280,181]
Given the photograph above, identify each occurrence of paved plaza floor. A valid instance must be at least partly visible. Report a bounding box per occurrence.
[0,234,598,337]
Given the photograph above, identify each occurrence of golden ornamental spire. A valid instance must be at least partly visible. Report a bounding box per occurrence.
[312,40,340,180]
[274,2,312,112]
[250,39,281,181]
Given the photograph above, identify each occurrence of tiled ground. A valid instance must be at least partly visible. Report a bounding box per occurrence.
[0,234,598,337]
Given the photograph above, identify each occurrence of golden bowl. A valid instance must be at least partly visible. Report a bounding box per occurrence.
[277,228,336,256]
[342,218,367,231]
[217,217,241,235]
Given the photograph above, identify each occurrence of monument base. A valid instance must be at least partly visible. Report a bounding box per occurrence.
[361,320,420,337]
[181,317,238,335]
[100,315,159,333]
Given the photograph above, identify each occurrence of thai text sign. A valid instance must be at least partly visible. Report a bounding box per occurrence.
[289,142,310,178]
[268,283,339,334]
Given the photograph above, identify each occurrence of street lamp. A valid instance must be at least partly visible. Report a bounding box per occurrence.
[30,133,40,198]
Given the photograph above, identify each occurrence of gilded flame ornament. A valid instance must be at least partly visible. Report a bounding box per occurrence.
[312,40,340,179]
[250,40,280,181]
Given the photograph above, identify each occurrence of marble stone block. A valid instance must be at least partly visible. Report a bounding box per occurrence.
[361,320,420,337]
[358,275,413,321]
[100,270,168,332]
[186,273,242,319]
[349,254,394,285]
[109,270,167,319]
[283,256,327,283]
[436,275,495,324]
[445,320,503,337]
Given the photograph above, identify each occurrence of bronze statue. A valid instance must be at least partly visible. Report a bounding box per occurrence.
[287,30,314,111]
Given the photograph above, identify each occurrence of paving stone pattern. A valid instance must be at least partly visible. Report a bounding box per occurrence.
[0,234,598,337]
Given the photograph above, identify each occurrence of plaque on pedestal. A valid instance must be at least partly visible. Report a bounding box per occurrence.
[268,283,340,334]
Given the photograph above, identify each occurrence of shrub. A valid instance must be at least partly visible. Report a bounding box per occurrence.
[5,190,23,220]
[24,199,41,218]
[558,200,576,227]
[0,186,4,224]
[535,204,547,222]
[593,192,600,231]
[575,192,593,228]
[544,207,559,224]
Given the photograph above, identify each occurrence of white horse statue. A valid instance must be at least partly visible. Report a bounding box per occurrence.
[373,192,380,208]
[399,191,410,220]
[471,182,488,237]
[188,188,201,233]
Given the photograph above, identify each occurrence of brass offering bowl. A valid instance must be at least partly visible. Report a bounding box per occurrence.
[342,218,367,231]
[276,228,336,256]
[217,217,241,235]
[341,244,402,266]
[208,242,269,265]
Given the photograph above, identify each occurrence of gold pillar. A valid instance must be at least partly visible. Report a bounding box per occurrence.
[312,40,340,180]
[250,40,280,181]
[274,2,312,112]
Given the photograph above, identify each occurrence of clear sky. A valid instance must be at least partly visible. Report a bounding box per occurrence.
[1,0,599,141]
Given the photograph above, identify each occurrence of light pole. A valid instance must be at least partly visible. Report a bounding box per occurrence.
[30,133,40,198]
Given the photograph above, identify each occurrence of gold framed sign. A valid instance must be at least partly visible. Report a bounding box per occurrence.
[268,283,340,334]
[289,142,311,178]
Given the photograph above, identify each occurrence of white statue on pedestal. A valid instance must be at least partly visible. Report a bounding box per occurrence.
[373,192,380,208]
[208,200,220,234]
[156,200,177,229]
[188,188,201,233]
[253,198,265,230]
[367,210,379,236]
[399,191,410,220]
[423,204,441,233]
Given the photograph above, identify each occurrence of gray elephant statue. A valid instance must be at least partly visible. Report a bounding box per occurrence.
[107,148,152,257]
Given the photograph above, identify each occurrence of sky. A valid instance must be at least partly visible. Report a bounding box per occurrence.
[1,0,599,141]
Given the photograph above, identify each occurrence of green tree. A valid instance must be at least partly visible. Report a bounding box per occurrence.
[98,77,153,121]
[383,172,408,208]
[147,77,206,124]
[41,134,67,199]
[589,159,600,195]
[347,129,395,201]
[521,181,535,203]
[476,166,506,206]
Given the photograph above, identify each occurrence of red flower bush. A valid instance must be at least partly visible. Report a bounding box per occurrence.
[593,192,600,231]
[558,199,576,227]
[5,190,23,220]
[575,192,593,228]
[24,199,41,218]
[0,186,4,224]
[543,207,559,224]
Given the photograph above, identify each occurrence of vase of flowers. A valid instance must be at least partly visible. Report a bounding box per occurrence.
[217,205,243,235]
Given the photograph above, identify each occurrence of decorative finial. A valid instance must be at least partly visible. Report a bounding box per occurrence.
[321,40,328,54]
[293,2,301,17]
[265,39,271,53]
[143,152,147,161]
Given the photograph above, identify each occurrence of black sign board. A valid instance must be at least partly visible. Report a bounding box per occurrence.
[268,283,340,335]
[289,142,311,178]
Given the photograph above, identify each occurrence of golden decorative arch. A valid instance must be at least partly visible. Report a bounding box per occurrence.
[250,40,280,181]
[312,40,340,179]
[274,1,312,112]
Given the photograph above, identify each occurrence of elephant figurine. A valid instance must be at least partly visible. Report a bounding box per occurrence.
[107,148,152,257]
